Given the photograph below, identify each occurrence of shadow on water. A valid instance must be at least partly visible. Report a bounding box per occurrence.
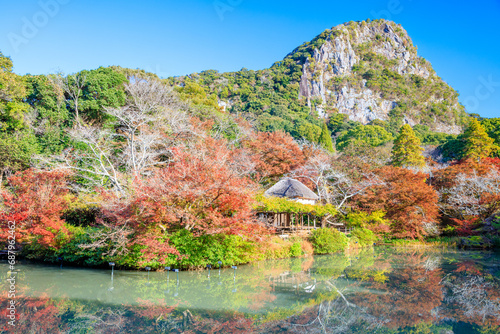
[1,247,499,333]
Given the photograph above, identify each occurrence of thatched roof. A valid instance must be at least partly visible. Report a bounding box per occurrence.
[265,178,319,200]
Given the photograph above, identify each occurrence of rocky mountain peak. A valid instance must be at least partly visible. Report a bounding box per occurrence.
[293,19,462,133]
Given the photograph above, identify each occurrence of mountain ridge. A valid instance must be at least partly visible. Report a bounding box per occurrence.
[167,19,467,142]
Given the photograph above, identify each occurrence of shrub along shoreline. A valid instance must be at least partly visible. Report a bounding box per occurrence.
[18,226,490,271]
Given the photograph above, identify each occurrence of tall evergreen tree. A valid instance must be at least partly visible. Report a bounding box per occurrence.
[463,118,495,160]
[391,124,425,168]
[318,122,334,152]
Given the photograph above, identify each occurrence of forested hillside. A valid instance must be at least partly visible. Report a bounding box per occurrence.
[167,20,467,145]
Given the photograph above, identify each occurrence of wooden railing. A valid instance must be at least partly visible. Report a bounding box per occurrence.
[256,212,353,235]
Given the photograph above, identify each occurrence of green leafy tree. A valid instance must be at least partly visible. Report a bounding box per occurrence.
[463,118,495,160]
[79,67,127,122]
[293,119,321,143]
[0,131,39,182]
[336,124,393,151]
[55,67,127,125]
[391,124,425,168]
[328,113,360,135]
[439,137,465,162]
[413,124,456,146]
[481,117,500,144]
[0,52,39,180]
[175,80,220,111]
[0,51,29,131]
[26,75,70,154]
[480,117,500,157]
[318,122,334,152]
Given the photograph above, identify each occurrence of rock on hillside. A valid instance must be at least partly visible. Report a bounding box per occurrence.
[292,20,465,133]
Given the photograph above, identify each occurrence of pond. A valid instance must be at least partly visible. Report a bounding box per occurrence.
[1,247,499,333]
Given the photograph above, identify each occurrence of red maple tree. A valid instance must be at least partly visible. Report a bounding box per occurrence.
[0,168,71,247]
[101,137,268,264]
[355,166,439,239]
[244,131,305,183]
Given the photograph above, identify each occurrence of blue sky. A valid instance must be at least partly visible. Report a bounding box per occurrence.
[0,0,499,118]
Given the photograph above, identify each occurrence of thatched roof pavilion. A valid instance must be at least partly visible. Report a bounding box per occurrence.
[259,178,349,233]
[265,178,318,204]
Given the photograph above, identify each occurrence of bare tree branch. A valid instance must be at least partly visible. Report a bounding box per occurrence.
[51,72,87,127]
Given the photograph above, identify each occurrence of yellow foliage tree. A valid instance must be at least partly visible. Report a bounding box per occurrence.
[391,124,425,168]
[463,118,495,160]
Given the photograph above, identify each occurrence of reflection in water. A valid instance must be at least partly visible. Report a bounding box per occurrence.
[1,248,499,333]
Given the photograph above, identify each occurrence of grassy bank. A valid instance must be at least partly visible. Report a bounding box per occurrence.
[383,235,500,250]
[18,227,377,270]
[382,237,460,249]
[17,225,498,270]
[19,226,316,270]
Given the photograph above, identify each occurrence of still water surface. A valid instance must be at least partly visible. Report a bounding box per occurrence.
[1,247,499,333]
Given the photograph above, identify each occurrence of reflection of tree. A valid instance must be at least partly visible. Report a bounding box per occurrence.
[1,250,499,333]
[0,295,61,333]
[260,289,387,334]
[344,248,389,283]
[259,252,446,333]
[248,288,276,311]
[66,308,128,333]
[455,260,482,275]
[439,274,500,328]
[313,253,350,280]
[351,254,444,329]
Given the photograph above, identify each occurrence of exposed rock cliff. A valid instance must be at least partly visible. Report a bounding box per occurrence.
[293,20,464,134]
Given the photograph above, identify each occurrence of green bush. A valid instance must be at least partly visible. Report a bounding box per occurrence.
[21,227,267,270]
[164,229,260,269]
[289,242,303,257]
[314,253,350,279]
[310,228,348,254]
[460,235,492,249]
[54,226,110,266]
[262,237,293,260]
[21,225,109,267]
[350,228,377,247]
[490,235,500,249]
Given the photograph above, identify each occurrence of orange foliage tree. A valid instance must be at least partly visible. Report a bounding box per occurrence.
[355,166,439,239]
[244,131,305,183]
[131,138,259,235]
[0,168,70,247]
[431,158,499,190]
[101,137,267,264]
[431,158,500,221]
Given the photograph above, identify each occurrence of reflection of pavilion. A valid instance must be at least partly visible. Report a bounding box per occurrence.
[268,271,316,294]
